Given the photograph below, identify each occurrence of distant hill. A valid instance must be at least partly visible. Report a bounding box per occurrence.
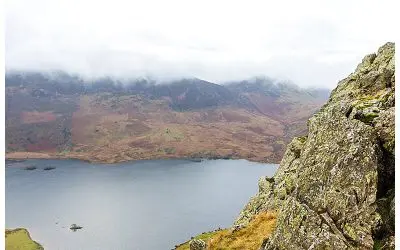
[5,71,329,163]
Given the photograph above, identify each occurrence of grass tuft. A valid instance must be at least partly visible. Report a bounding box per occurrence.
[175,211,277,250]
[208,211,277,250]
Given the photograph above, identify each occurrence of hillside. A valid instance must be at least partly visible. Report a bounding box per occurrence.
[5,228,43,250]
[178,42,395,249]
[5,73,329,163]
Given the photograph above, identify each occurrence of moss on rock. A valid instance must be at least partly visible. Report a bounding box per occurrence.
[5,228,43,250]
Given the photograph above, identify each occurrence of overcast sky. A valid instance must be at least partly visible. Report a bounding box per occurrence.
[5,0,396,88]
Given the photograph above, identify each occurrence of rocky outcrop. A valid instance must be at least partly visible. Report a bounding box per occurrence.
[235,42,395,249]
[189,239,207,250]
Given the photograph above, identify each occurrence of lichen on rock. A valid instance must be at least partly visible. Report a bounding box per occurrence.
[234,42,395,249]
[189,239,206,250]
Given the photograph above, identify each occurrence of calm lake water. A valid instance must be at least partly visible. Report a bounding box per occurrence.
[5,159,278,250]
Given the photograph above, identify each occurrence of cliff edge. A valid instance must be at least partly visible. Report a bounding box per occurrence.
[235,42,395,249]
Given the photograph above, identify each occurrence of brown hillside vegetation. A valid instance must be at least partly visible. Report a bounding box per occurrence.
[21,111,57,124]
[5,75,328,163]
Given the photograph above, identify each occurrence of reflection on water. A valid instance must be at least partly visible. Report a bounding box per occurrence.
[6,159,277,250]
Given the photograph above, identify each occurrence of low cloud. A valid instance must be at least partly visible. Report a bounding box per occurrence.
[5,0,396,88]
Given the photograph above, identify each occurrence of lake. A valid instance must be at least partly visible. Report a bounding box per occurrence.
[5,159,278,250]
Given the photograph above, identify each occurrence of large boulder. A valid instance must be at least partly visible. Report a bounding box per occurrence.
[235,42,395,249]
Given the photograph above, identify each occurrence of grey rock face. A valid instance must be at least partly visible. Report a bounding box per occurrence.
[235,43,395,249]
[189,239,206,250]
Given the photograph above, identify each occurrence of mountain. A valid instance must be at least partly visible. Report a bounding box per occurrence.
[5,72,329,163]
[177,43,395,249]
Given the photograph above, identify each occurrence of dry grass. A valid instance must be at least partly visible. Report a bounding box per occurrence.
[174,212,277,250]
[175,231,221,250]
[207,211,277,250]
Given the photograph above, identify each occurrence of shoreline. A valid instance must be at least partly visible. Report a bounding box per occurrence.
[5,151,279,165]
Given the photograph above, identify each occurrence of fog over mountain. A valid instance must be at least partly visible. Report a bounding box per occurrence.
[5,0,395,88]
[5,70,330,163]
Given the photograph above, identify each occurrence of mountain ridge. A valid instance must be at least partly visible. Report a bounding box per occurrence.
[5,73,329,163]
